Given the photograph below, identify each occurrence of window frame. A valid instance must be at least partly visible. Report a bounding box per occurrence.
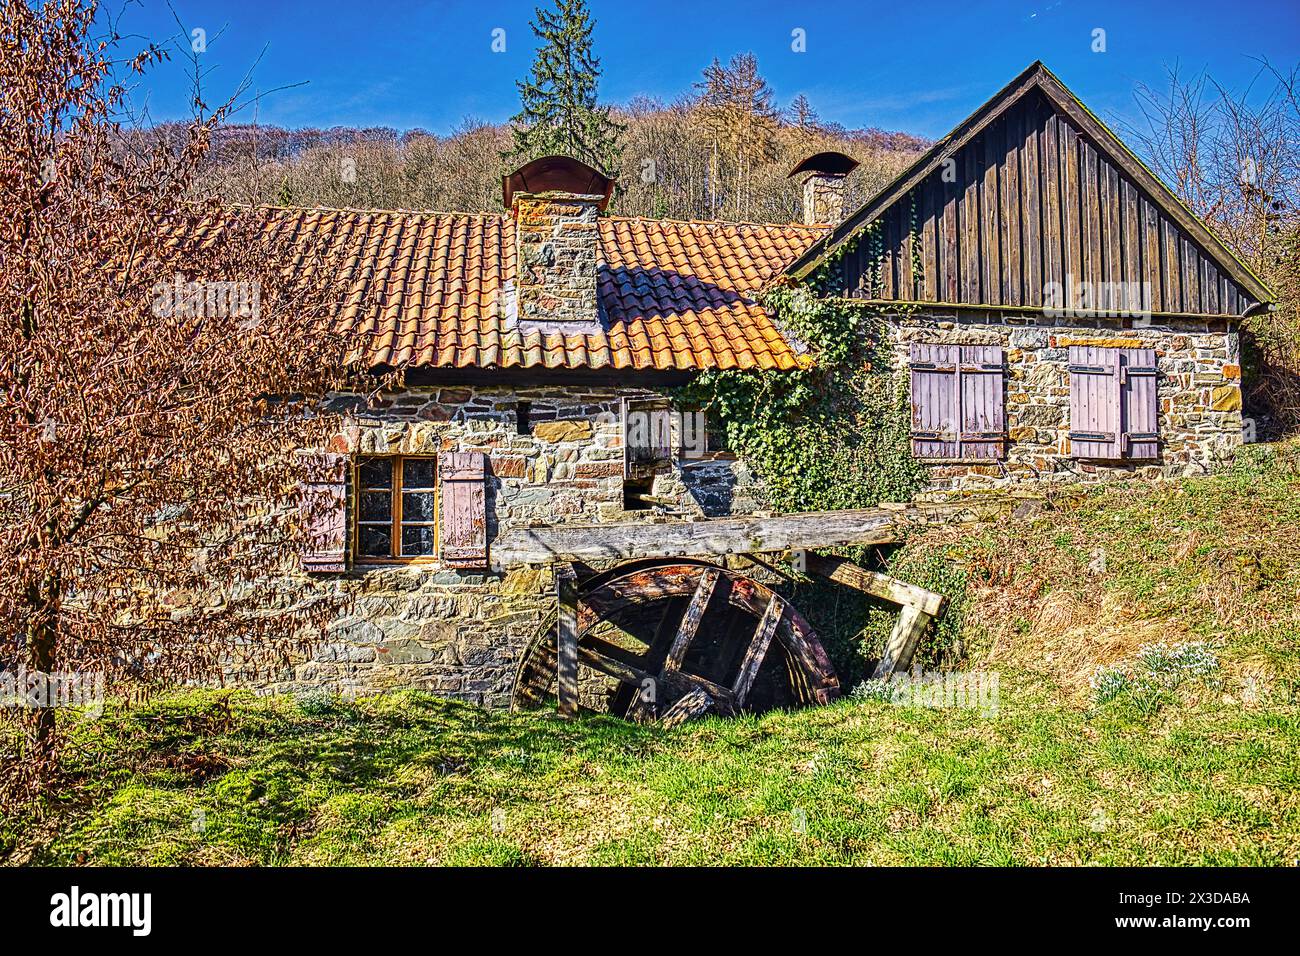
[352,454,440,564]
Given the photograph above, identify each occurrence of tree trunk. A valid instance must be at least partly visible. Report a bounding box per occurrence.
[23,576,59,768]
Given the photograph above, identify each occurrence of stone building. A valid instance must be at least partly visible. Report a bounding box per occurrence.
[198,63,1270,703]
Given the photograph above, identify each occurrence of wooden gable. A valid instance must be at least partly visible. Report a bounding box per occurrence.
[789,63,1274,318]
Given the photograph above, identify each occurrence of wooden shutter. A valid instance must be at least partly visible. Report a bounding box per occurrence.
[299,452,348,573]
[1069,346,1121,458]
[1069,346,1159,459]
[958,344,1006,459]
[1120,348,1159,459]
[439,452,488,568]
[910,343,1006,459]
[910,343,960,457]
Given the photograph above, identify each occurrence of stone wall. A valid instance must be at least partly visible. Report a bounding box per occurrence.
[889,310,1243,490]
[513,192,602,331]
[259,384,765,704]
[254,311,1245,702]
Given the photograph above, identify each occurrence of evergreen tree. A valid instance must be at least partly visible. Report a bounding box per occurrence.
[506,0,623,174]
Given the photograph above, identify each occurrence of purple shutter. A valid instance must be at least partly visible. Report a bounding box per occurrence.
[1069,346,1121,458]
[910,343,960,458]
[911,343,1005,459]
[1120,348,1159,459]
[958,344,1006,459]
[299,452,348,573]
[439,452,488,568]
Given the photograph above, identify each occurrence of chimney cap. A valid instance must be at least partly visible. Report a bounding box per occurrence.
[502,155,616,210]
[787,151,859,180]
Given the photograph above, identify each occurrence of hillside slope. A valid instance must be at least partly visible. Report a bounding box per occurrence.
[3,443,1298,866]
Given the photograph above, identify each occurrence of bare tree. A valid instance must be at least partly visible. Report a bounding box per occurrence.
[1126,61,1300,431]
[0,0,363,790]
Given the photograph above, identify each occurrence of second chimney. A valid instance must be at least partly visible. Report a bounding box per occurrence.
[788,151,860,226]
[503,156,616,332]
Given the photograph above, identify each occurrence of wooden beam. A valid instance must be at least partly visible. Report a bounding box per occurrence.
[659,688,714,728]
[662,568,719,673]
[732,598,783,706]
[873,604,932,678]
[556,564,579,717]
[804,553,947,617]
[491,497,1038,569]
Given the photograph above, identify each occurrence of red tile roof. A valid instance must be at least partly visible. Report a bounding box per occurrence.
[191,207,827,372]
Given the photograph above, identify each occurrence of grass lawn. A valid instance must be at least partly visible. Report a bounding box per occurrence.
[3,443,1299,866]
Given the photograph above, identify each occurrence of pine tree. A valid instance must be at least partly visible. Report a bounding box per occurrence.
[788,94,821,131]
[507,0,623,174]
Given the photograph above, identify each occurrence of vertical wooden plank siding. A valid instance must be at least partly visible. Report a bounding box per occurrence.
[982,123,1003,305]
[837,92,1259,316]
[438,451,488,567]
[1003,108,1022,306]
[1022,103,1042,307]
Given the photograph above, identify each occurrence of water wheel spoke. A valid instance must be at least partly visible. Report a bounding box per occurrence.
[660,669,736,715]
[576,642,654,687]
[731,597,783,707]
[659,688,715,728]
[661,567,720,674]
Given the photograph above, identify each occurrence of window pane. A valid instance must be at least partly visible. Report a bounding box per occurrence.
[360,490,392,522]
[401,525,435,557]
[359,458,392,489]
[402,491,435,522]
[402,458,436,489]
[359,525,391,558]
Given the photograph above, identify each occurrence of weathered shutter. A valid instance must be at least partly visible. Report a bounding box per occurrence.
[622,397,674,478]
[910,343,1005,459]
[1120,348,1159,459]
[299,452,348,573]
[1068,346,1121,458]
[1069,346,1159,459]
[958,344,1006,459]
[910,343,960,457]
[439,452,488,568]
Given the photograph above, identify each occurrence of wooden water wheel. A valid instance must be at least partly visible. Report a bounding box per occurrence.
[512,559,839,724]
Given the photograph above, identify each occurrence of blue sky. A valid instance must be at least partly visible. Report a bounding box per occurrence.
[111,0,1299,139]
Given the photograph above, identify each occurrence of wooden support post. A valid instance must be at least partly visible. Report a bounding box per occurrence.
[873,604,932,678]
[804,553,946,616]
[556,564,579,717]
[803,552,946,678]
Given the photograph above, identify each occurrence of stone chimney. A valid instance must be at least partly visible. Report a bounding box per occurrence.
[503,156,616,332]
[788,151,860,226]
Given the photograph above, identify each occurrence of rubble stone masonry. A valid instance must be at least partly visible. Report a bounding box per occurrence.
[890,310,1243,491]
[256,385,764,704]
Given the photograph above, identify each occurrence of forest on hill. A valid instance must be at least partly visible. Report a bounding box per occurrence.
[172,52,928,223]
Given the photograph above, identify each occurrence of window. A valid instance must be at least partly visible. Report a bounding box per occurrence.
[355,456,437,559]
[622,397,674,479]
[909,343,1006,460]
[1068,346,1158,459]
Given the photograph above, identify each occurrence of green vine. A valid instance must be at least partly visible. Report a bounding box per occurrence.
[677,226,926,514]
